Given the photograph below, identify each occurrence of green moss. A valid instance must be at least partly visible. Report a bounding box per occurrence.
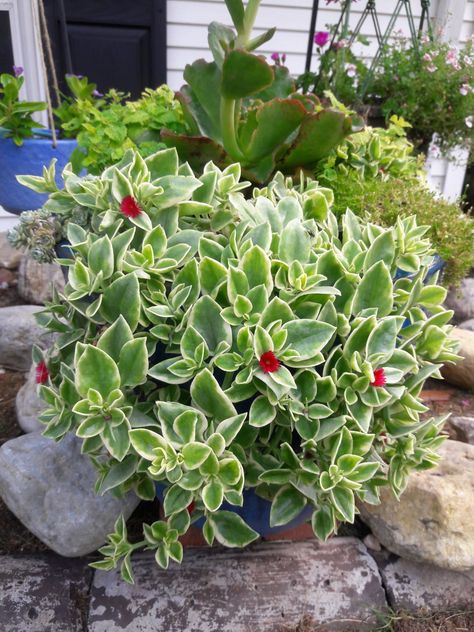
[330,173,474,287]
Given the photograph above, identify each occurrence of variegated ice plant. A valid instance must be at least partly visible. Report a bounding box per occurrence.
[32,147,459,583]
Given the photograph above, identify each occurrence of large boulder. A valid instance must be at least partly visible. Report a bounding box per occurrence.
[17,256,64,305]
[359,440,474,571]
[0,305,53,371]
[0,433,139,557]
[459,318,474,332]
[445,277,474,322]
[441,326,474,390]
[0,232,23,269]
[15,365,45,433]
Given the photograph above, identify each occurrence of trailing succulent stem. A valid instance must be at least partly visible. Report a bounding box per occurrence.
[161,0,363,184]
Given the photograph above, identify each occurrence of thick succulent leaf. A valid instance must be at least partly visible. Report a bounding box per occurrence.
[209,511,259,547]
[101,273,141,332]
[183,60,222,140]
[76,346,120,398]
[161,130,227,172]
[208,21,236,67]
[250,65,295,101]
[221,50,274,99]
[282,109,351,169]
[352,261,393,317]
[241,99,306,162]
[191,369,237,421]
[189,296,232,353]
[225,0,245,31]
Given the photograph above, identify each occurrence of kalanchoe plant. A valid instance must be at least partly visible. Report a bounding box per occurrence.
[33,148,459,583]
[161,0,363,184]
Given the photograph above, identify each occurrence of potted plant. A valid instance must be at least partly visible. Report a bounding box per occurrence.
[29,146,458,582]
[0,69,79,214]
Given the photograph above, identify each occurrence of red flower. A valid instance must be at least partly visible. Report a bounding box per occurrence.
[120,195,142,218]
[35,361,49,384]
[187,501,195,514]
[370,368,386,387]
[259,351,280,373]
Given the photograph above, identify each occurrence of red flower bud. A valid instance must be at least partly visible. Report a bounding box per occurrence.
[120,195,142,218]
[187,501,195,514]
[259,351,280,373]
[370,368,386,387]
[35,361,49,384]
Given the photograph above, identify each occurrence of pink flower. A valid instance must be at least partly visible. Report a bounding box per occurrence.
[120,196,142,218]
[460,83,470,96]
[336,39,347,49]
[35,361,49,384]
[465,116,473,128]
[271,52,280,62]
[259,351,281,374]
[423,53,432,62]
[427,64,437,73]
[314,31,330,47]
[12,65,23,77]
[346,63,357,78]
[370,368,386,387]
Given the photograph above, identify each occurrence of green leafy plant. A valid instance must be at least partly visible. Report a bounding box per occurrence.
[70,85,188,175]
[28,147,459,582]
[161,0,363,184]
[0,70,47,145]
[326,171,474,288]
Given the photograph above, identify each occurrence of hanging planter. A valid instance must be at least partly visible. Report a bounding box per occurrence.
[0,128,77,215]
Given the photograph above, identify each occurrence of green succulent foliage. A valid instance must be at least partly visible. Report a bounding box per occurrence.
[161,0,362,184]
[34,148,459,582]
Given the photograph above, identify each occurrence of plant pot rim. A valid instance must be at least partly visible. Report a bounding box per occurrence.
[0,127,76,145]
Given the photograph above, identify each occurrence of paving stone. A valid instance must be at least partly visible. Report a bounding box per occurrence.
[15,364,45,433]
[0,554,92,632]
[0,433,139,557]
[0,305,54,371]
[374,552,474,611]
[17,255,64,305]
[88,538,388,632]
[0,232,23,269]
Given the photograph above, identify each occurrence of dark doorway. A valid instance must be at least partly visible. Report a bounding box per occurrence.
[0,11,14,75]
[43,0,167,99]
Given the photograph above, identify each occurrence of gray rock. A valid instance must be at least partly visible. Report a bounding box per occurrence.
[0,554,92,632]
[15,364,45,433]
[17,255,64,305]
[374,552,474,611]
[0,305,54,371]
[360,440,474,571]
[442,327,474,390]
[0,231,23,269]
[88,538,388,632]
[446,278,474,322]
[448,416,474,444]
[0,433,139,557]
[459,318,474,332]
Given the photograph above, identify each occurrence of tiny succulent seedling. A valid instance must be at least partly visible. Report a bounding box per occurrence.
[161,0,363,183]
[33,148,459,582]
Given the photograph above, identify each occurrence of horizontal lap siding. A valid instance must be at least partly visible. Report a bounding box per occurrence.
[166,0,439,88]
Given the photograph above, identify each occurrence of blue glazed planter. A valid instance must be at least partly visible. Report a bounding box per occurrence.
[394,254,445,283]
[0,129,77,215]
[156,484,313,537]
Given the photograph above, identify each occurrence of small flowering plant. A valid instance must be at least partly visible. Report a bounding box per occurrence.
[32,148,459,582]
[368,35,474,152]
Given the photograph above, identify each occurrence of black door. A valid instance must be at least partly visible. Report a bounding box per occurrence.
[0,10,14,75]
[43,0,167,99]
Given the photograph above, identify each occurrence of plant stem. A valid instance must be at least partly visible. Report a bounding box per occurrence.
[220,97,245,161]
[237,0,261,47]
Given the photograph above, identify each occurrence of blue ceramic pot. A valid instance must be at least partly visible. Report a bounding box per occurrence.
[394,254,444,283]
[0,129,77,215]
[155,483,313,537]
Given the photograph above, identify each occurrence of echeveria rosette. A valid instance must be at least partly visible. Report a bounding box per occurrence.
[34,148,459,583]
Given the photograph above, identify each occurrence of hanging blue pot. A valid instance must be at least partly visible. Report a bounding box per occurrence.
[155,483,313,537]
[0,129,77,215]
